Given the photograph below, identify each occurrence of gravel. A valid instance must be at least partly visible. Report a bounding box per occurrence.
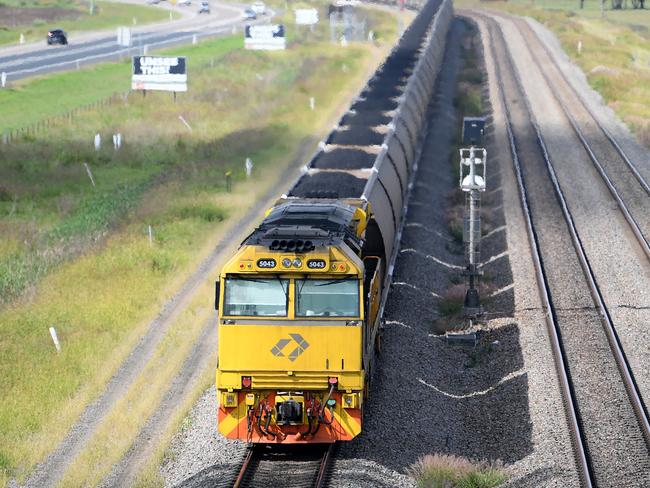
[514,15,650,414]
[160,387,247,488]
[488,13,650,486]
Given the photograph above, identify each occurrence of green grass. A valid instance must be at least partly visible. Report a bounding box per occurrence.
[0,1,177,46]
[457,0,650,146]
[0,5,401,484]
[409,453,507,488]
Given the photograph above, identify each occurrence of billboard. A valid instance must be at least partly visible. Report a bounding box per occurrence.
[244,24,286,50]
[295,8,319,25]
[131,56,187,92]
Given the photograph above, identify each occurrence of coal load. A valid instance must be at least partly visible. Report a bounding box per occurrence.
[341,110,392,127]
[289,172,368,198]
[326,127,385,146]
[351,97,400,112]
[310,149,376,170]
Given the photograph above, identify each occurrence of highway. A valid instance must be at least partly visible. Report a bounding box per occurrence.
[0,1,258,81]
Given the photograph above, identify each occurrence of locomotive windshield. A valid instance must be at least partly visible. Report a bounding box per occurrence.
[223,277,289,316]
[296,278,359,317]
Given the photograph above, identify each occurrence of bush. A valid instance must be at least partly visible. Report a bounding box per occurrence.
[409,454,507,488]
[173,203,227,223]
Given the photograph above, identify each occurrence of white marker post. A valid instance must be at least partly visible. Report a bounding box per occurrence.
[1,72,6,88]
[578,40,582,54]
[245,157,253,178]
[84,162,96,187]
[94,133,101,151]
[309,97,315,111]
[19,33,25,44]
[192,34,198,45]
[116,133,122,149]
[148,225,153,246]
[178,115,192,132]
[49,326,61,353]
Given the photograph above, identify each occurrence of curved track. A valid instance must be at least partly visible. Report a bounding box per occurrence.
[480,13,650,488]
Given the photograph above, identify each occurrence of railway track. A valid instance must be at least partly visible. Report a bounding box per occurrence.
[507,15,650,259]
[233,444,334,488]
[481,14,650,488]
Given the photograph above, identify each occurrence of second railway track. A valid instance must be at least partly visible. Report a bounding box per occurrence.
[478,13,650,488]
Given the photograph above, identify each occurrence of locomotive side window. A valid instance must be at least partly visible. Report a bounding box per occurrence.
[295,278,360,318]
[223,277,288,316]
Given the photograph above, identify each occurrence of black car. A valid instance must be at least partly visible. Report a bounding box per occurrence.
[47,29,68,45]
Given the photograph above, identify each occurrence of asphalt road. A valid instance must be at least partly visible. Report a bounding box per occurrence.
[0,2,258,81]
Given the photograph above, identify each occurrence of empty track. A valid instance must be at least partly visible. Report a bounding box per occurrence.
[480,14,650,488]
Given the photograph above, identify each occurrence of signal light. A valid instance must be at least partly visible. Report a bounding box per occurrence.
[328,376,338,385]
[242,376,252,388]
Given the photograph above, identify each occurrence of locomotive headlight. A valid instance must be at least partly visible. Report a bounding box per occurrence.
[293,258,302,268]
[282,258,292,268]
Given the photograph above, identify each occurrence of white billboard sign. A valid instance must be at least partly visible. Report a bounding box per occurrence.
[245,24,286,50]
[295,8,319,25]
[131,56,187,92]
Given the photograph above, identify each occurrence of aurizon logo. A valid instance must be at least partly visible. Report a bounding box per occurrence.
[270,333,310,361]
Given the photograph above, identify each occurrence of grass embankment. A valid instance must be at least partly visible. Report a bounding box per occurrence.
[0,0,178,47]
[457,0,650,146]
[0,3,403,485]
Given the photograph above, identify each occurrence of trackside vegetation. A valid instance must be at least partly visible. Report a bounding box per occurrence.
[409,453,507,488]
[0,4,403,485]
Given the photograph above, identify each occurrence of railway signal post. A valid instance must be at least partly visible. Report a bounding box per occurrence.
[459,117,486,320]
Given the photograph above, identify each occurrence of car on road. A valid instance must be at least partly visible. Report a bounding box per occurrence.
[242,7,256,19]
[46,29,67,45]
[177,0,191,5]
[251,1,266,14]
[146,0,160,4]
[198,0,210,13]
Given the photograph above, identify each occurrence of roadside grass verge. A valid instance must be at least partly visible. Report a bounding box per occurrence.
[0,5,401,485]
[0,1,178,47]
[457,0,650,147]
[409,453,507,488]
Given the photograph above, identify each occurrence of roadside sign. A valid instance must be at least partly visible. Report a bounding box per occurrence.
[295,8,318,25]
[131,56,187,92]
[244,24,286,50]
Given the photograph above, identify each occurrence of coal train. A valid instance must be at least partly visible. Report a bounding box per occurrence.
[214,0,452,444]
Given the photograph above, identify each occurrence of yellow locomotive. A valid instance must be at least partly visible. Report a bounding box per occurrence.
[214,0,451,444]
[216,199,382,443]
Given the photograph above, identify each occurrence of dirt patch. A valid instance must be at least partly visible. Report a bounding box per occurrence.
[0,6,81,28]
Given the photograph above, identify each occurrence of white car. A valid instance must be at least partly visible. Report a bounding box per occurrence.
[251,1,266,15]
[177,0,191,5]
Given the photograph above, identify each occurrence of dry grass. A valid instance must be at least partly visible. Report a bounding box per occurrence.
[408,453,507,488]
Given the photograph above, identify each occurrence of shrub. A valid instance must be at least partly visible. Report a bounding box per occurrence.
[409,454,506,488]
[173,203,227,223]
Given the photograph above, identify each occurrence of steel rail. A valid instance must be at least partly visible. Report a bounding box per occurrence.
[492,17,650,451]
[314,443,335,488]
[232,443,334,488]
[515,18,650,198]
[481,16,593,488]
[508,16,650,259]
[486,13,650,482]
[233,446,256,488]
